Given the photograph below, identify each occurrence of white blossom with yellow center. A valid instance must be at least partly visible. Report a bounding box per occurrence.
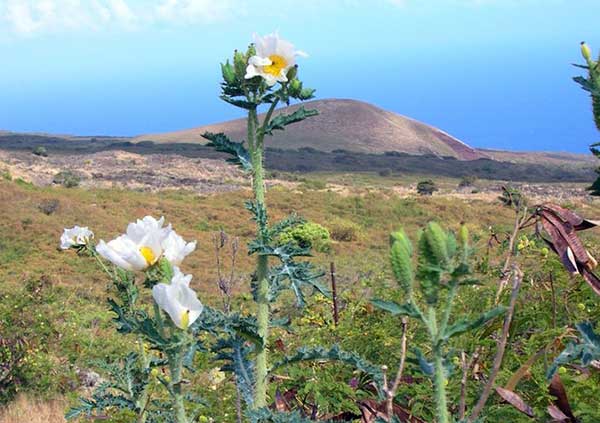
[245,32,307,86]
[60,226,94,250]
[152,267,203,329]
[96,216,195,271]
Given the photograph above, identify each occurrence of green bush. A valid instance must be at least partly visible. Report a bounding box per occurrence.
[53,171,81,188]
[416,179,438,196]
[32,146,48,157]
[278,221,331,253]
[458,175,477,188]
[328,218,361,242]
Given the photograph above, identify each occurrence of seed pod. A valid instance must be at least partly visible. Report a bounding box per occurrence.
[423,222,448,266]
[390,234,413,292]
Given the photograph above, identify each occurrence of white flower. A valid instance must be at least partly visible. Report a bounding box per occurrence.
[96,216,170,271]
[162,231,197,266]
[245,32,307,86]
[60,226,94,250]
[96,216,196,271]
[152,267,203,329]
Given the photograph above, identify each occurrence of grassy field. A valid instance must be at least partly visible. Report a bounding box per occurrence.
[1,176,600,422]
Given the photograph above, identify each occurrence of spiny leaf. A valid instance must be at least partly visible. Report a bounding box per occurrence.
[263,107,319,135]
[442,306,506,342]
[370,299,420,319]
[272,345,385,390]
[202,132,252,171]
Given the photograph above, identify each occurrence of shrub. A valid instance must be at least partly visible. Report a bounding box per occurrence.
[37,200,60,216]
[328,218,361,242]
[1,171,11,181]
[416,179,438,196]
[52,171,80,188]
[32,146,48,157]
[278,221,331,253]
[458,175,477,188]
[378,168,392,177]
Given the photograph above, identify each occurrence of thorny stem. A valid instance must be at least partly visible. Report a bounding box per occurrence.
[249,103,273,409]
[434,350,450,423]
[169,349,188,423]
[468,266,523,422]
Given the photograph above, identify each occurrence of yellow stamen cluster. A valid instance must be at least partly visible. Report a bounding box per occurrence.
[180,309,190,328]
[263,55,287,77]
[139,246,157,266]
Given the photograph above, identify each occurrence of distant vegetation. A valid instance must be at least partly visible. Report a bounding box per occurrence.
[0,134,595,183]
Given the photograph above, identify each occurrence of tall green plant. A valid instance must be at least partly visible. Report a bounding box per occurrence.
[372,223,506,423]
[575,42,600,194]
[205,33,323,410]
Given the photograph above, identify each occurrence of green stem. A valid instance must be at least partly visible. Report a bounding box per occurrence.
[248,105,271,409]
[154,302,165,338]
[426,307,449,423]
[434,350,450,423]
[439,281,457,336]
[169,350,187,423]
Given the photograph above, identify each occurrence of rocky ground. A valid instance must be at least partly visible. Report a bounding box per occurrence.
[0,150,248,194]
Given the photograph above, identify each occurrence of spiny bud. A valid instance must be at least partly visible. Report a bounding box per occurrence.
[390,229,413,255]
[299,87,316,100]
[289,78,302,97]
[221,61,236,85]
[233,49,247,79]
[581,41,593,65]
[423,222,448,266]
[287,64,298,81]
[389,230,414,292]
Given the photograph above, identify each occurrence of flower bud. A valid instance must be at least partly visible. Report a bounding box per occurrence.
[299,87,316,100]
[233,49,247,78]
[287,65,298,81]
[389,230,414,292]
[221,61,236,85]
[423,222,448,266]
[581,41,593,64]
[289,78,302,97]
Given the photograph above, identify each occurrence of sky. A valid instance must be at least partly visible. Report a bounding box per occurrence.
[0,0,600,153]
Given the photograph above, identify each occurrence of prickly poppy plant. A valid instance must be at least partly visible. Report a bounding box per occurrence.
[61,217,207,422]
[372,223,506,423]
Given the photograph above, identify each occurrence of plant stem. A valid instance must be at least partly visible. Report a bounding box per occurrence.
[427,306,449,423]
[434,349,449,423]
[248,105,270,408]
[169,350,187,423]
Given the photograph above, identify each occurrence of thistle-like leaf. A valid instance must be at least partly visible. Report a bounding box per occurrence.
[202,132,252,171]
[263,107,319,136]
[272,345,385,390]
[441,306,506,343]
[370,299,421,319]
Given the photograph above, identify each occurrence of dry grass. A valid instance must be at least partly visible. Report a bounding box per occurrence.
[0,395,66,423]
